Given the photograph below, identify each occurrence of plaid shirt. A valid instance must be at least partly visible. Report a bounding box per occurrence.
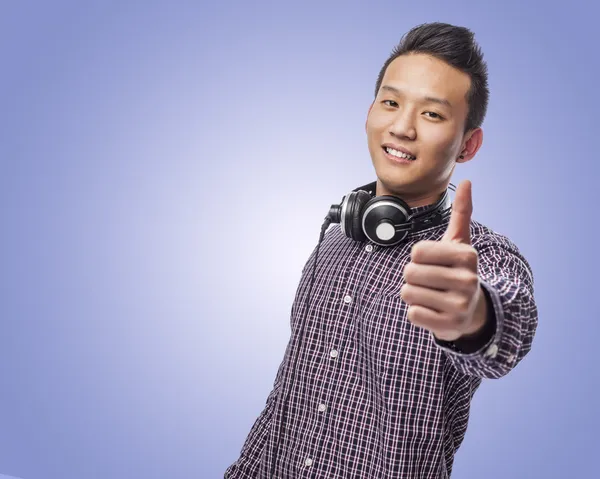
[225,186,538,478]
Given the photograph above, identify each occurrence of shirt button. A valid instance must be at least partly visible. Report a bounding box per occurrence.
[330,349,339,359]
[485,343,499,358]
[508,354,516,363]
[343,295,352,303]
[318,403,327,412]
[305,458,313,467]
[365,244,373,252]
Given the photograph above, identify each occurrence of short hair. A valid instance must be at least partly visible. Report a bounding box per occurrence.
[374,22,489,132]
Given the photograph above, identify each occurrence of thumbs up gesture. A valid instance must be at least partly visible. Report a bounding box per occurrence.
[400,180,488,342]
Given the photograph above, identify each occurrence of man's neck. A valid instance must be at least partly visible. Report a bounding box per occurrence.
[375,180,449,209]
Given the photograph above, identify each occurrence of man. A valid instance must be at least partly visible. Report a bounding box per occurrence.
[225,22,538,478]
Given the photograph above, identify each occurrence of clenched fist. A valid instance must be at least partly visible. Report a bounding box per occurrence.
[400,180,488,342]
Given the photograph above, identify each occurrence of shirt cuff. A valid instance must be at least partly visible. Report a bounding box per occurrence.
[432,279,503,360]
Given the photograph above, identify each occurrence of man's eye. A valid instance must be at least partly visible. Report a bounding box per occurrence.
[424,111,443,119]
[382,100,398,107]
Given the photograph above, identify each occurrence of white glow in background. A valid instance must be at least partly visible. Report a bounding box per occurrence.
[0,1,598,478]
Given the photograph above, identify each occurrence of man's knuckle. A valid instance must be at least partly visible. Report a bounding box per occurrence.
[453,295,469,312]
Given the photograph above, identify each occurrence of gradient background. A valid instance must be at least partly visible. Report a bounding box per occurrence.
[1,1,598,478]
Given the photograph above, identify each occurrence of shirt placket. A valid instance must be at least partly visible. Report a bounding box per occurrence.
[296,240,377,476]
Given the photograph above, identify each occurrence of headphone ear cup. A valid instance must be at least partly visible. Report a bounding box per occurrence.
[362,195,411,245]
[344,190,371,242]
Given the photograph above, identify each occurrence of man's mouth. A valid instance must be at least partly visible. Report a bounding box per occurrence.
[383,146,416,161]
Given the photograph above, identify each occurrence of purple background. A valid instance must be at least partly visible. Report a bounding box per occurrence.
[1,1,598,478]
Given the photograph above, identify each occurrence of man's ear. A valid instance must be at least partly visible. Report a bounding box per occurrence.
[456,127,484,163]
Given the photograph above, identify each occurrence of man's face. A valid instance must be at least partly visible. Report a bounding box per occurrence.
[366,53,482,204]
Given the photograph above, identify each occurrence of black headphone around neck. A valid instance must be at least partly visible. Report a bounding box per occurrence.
[327,181,456,246]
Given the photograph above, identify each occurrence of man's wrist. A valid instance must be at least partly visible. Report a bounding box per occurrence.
[437,285,496,354]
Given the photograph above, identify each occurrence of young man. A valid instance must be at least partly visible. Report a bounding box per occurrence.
[225,22,538,478]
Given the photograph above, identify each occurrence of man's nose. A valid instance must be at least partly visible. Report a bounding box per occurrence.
[389,110,417,140]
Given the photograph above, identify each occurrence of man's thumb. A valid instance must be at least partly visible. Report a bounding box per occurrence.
[442,180,473,244]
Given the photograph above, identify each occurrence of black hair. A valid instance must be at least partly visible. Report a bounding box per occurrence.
[374,22,489,132]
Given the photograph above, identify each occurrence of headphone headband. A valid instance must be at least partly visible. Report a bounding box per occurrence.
[328,181,455,246]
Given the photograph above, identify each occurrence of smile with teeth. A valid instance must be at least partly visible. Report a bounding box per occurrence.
[384,146,416,161]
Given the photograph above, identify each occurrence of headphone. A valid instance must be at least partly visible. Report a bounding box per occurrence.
[327,181,455,246]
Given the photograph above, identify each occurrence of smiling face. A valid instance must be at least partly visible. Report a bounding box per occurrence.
[366,53,483,206]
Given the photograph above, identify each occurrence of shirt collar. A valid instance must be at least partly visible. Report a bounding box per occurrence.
[352,180,451,216]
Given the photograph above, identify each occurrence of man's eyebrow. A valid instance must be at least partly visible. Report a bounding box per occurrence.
[423,96,452,108]
[380,85,452,108]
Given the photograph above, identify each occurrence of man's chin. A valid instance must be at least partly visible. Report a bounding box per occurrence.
[378,167,434,192]
[374,175,415,197]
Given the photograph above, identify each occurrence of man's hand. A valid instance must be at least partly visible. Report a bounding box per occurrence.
[400,180,488,342]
